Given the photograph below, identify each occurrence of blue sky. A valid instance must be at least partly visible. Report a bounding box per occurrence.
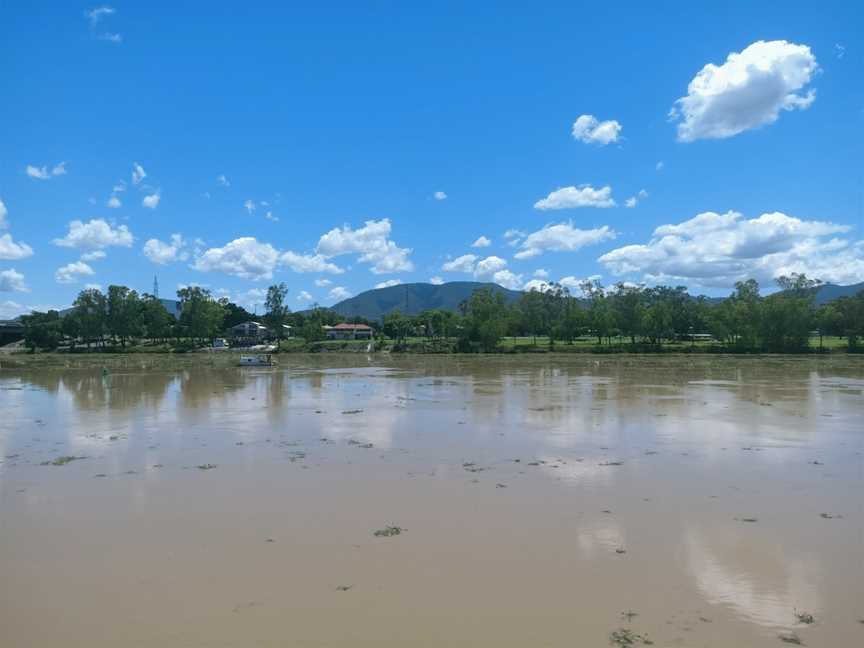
[1,1,862,316]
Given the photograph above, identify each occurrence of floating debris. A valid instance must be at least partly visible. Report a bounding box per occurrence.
[599,461,624,467]
[615,548,627,554]
[735,517,758,523]
[609,628,654,646]
[819,513,842,519]
[621,610,638,623]
[342,409,363,415]
[809,460,823,465]
[495,483,507,489]
[373,525,404,537]
[197,463,217,470]
[778,632,803,645]
[795,611,816,625]
[336,584,353,591]
[41,455,85,466]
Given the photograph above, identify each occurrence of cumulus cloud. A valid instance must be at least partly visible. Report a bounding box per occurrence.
[571,115,622,145]
[55,261,95,284]
[504,229,526,247]
[671,40,818,142]
[0,234,35,260]
[514,222,616,259]
[280,251,343,275]
[52,162,67,176]
[107,195,122,209]
[429,276,444,285]
[0,268,28,292]
[53,219,133,250]
[329,286,351,301]
[472,255,522,289]
[0,198,7,229]
[131,162,146,185]
[533,268,549,278]
[217,174,230,187]
[471,235,492,248]
[316,218,413,274]
[598,210,863,288]
[142,192,161,209]
[80,250,106,261]
[534,185,616,210]
[143,234,188,265]
[434,191,447,200]
[297,290,314,302]
[244,199,256,214]
[315,278,333,287]
[442,254,478,273]
[193,237,280,280]
[375,279,402,289]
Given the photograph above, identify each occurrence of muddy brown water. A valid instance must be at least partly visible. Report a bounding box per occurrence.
[1,354,862,647]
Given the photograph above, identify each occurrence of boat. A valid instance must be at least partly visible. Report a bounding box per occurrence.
[238,354,275,366]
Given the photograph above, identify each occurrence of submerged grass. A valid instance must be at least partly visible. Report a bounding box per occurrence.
[373,525,404,537]
[41,455,85,466]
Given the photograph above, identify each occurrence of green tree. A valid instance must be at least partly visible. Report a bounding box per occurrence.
[106,285,142,347]
[73,288,108,348]
[581,280,614,344]
[459,287,508,352]
[264,283,290,342]
[20,310,63,352]
[611,283,645,344]
[382,311,412,345]
[140,294,174,341]
[177,286,225,343]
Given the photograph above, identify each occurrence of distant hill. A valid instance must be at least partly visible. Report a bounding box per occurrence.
[812,282,864,305]
[330,282,522,320]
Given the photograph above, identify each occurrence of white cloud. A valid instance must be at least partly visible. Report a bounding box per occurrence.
[473,255,523,289]
[489,269,523,289]
[280,251,343,275]
[112,181,126,193]
[442,254,478,273]
[217,174,230,187]
[264,211,278,222]
[533,268,549,278]
[375,279,402,289]
[297,290,314,303]
[98,32,122,43]
[193,237,280,280]
[0,198,7,229]
[0,234,35,260]
[522,279,549,292]
[835,43,845,59]
[314,278,332,287]
[131,162,146,185]
[53,219,133,250]
[51,162,67,176]
[244,199,256,214]
[143,234,188,265]
[315,218,413,274]
[429,276,444,285]
[55,261,95,284]
[559,275,601,291]
[571,115,622,145]
[85,6,115,26]
[598,210,864,288]
[434,191,447,201]
[329,286,351,301]
[80,250,106,261]
[671,40,818,142]
[534,185,616,210]
[515,222,616,259]
[26,165,50,180]
[625,189,648,209]
[84,283,102,290]
[142,192,161,209]
[471,235,492,248]
[0,269,28,292]
[107,195,122,208]
[504,229,525,247]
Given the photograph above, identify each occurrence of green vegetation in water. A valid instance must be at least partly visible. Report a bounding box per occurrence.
[778,632,804,645]
[196,463,217,470]
[373,525,404,537]
[620,610,639,623]
[795,611,816,625]
[41,455,85,466]
[609,628,654,646]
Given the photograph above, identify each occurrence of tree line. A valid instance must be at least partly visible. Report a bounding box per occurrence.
[17,273,864,353]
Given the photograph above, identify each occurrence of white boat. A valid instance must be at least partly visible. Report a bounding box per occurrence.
[238,354,274,366]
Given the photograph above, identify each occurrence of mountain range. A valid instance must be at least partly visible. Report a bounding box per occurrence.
[329,280,864,321]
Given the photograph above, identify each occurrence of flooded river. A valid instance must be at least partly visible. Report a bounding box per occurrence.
[1,355,862,647]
